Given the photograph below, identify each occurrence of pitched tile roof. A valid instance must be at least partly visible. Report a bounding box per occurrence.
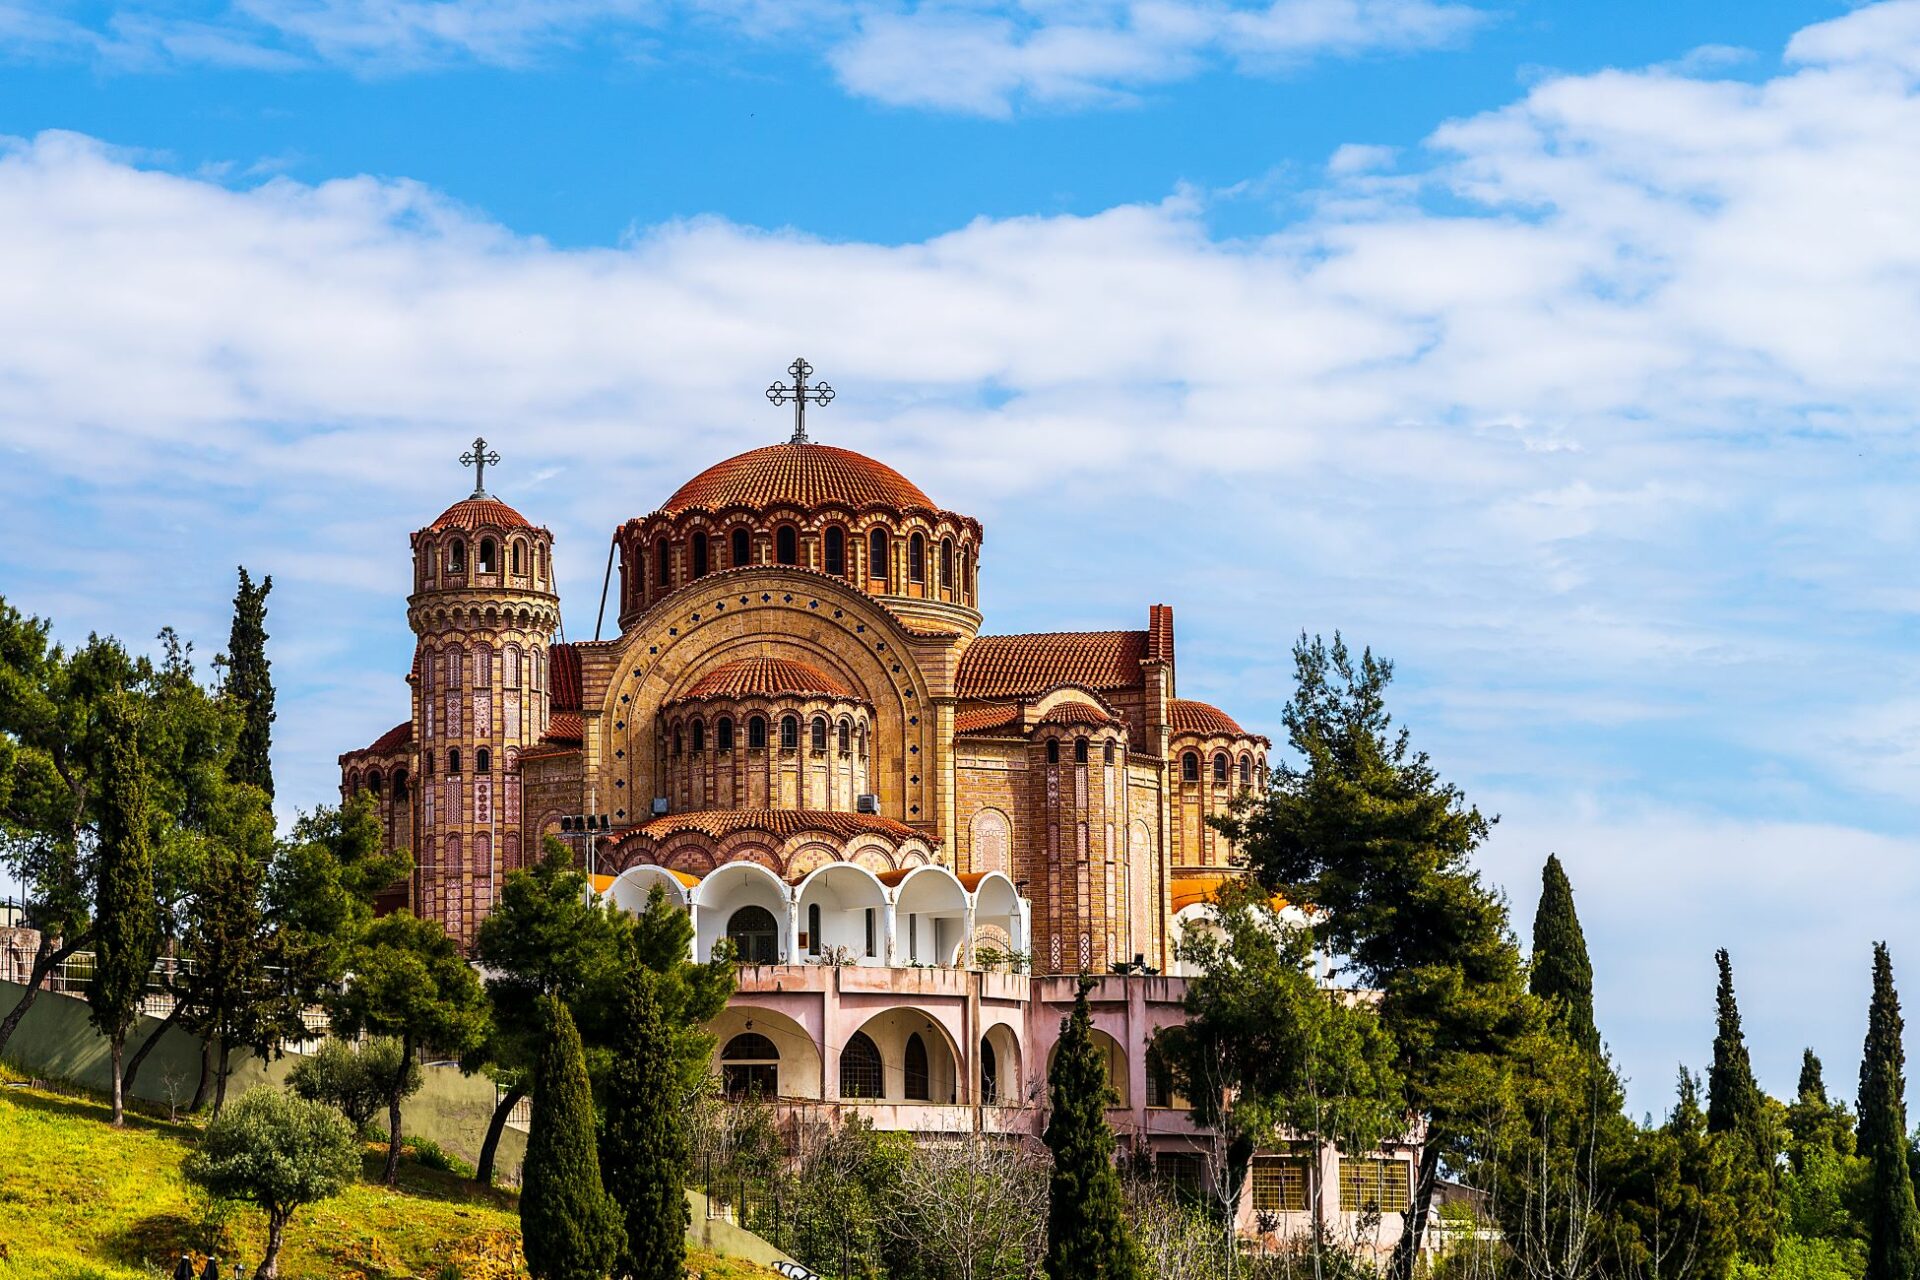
[367,720,413,754]
[1038,700,1121,727]
[681,656,855,702]
[660,443,941,516]
[550,643,582,713]
[635,808,922,844]
[544,713,584,744]
[953,704,1021,735]
[428,496,534,532]
[956,631,1148,699]
[1169,698,1247,737]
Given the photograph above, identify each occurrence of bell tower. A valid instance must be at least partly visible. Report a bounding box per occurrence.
[407,439,560,946]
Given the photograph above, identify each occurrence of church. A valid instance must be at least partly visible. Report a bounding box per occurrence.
[338,362,1416,1242]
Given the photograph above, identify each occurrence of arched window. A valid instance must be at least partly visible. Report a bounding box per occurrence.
[824,526,846,578]
[1074,738,1089,764]
[1182,752,1200,783]
[672,725,683,755]
[1240,755,1253,788]
[692,531,709,579]
[841,1032,883,1100]
[725,906,780,965]
[656,539,671,589]
[941,538,954,592]
[535,544,544,579]
[1046,739,1060,764]
[732,527,751,568]
[392,768,408,798]
[423,751,434,778]
[691,719,705,752]
[367,770,383,797]
[1213,753,1229,784]
[959,546,971,600]
[780,715,799,750]
[449,748,462,775]
[717,717,734,751]
[904,1033,931,1101]
[810,716,828,752]
[504,644,522,688]
[806,903,822,956]
[475,748,490,773]
[479,538,497,573]
[511,541,524,574]
[868,528,889,585]
[776,526,798,566]
[981,1037,999,1105]
[837,719,851,753]
[966,550,976,597]
[721,1032,779,1098]
[449,539,466,573]
[749,715,768,749]
[909,533,926,584]
[1104,741,1116,765]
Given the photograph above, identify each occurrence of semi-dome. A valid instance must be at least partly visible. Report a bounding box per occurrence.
[660,443,938,516]
[678,656,859,703]
[428,496,534,532]
[1168,698,1247,738]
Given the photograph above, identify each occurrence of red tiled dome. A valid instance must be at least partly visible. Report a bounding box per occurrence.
[1169,698,1246,737]
[660,443,937,516]
[429,497,533,531]
[679,656,857,702]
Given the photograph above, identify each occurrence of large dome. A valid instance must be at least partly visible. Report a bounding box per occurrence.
[660,443,938,516]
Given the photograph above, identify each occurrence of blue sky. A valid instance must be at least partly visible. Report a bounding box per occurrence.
[3,0,1919,1118]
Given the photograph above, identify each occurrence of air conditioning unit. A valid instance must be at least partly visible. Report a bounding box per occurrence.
[651,796,670,816]
[856,794,880,814]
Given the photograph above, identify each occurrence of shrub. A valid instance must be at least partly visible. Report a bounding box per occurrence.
[286,1038,417,1131]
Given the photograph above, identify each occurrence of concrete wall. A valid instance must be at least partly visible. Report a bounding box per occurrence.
[0,979,527,1176]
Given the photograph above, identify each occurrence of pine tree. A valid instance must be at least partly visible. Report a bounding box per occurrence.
[1705,949,1781,1262]
[600,965,687,1280]
[521,996,622,1280]
[222,567,274,799]
[89,691,160,1127]
[1858,943,1920,1280]
[1530,853,1598,1053]
[1786,1049,1855,1171]
[1043,981,1142,1280]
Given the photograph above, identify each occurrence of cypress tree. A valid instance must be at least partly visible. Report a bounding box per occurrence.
[600,965,686,1280]
[223,567,274,798]
[1043,980,1142,1280]
[1786,1048,1855,1170]
[1858,943,1920,1280]
[89,692,160,1127]
[1705,949,1780,1262]
[521,996,622,1280]
[1530,853,1598,1053]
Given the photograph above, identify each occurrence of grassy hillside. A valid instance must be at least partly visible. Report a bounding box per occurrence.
[0,1078,776,1280]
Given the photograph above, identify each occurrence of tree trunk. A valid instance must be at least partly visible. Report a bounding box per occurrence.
[211,1040,234,1116]
[254,1210,288,1280]
[1390,1142,1443,1280]
[189,1035,216,1112]
[0,929,90,1060]
[110,1034,126,1126]
[383,1035,411,1186]
[475,1083,526,1188]
[121,1000,187,1094]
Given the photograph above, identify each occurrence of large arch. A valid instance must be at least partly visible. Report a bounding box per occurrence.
[795,862,889,965]
[890,866,969,967]
[969,871,1026,959]
[1047,1026,1130,1106]
[842,1007,962,1105]
[606,864,693,916]
[980,1021,1025,1108]
[708,1005,823,1101]
[693,861,790,963]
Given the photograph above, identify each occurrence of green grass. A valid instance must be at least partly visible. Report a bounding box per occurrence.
[0,1083,778,1280]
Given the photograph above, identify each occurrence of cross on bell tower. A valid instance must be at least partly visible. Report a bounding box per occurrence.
[460,437,501,499]
[766,357,835,444]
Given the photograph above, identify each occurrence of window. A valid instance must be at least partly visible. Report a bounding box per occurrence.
[825,526,846,577]
[691,719,705,752]
[811,716,827,752]
[448,748,462,774]
[535,545,544,578]
[864,908,876,957]
[732,527,751,568]
[1253,1159,1312,1213]
[656,539,671,589]
[841,1032,883,1099]
[1213,754,1229,784]
[1340,1159,1411,1213]
[806,903,821,956]
[1046,739,1060,764]
[909,533,925,583]
[868,528,889,584]
[780,715,799,749]
[959,547,971,599]
[725,906,780,965]
[1074,738,1089,764]
[941,538,954,591]
[692,532,709,579]
[1240,755,1253,788]
[749,715,768,749]
[1182,752,1200,782]
[449,539,466,573]
[367,770,383,796]
[479,538,497,573]
[392,769,408,798]
[904,1033,931,1101]
[721,1033,779,1099]
[423,751,434,777]
[776,526,798,566]
[475,748,490,773]
[717,717,734,751]
[1158,1152,1206,1193]
[1105,741,1116,765]
[511,541,524,574]
[838,719,851,753]
[672,725,683,755]
[1146,1060,1174,1107]
[981,1038,999,1105]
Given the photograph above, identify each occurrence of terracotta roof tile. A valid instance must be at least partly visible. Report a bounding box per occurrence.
[1169,698,1247,737]
[340,720,411,762]
[545,713,584,744]
[1039,700,1120,726]
[634,808,922,844]
[954,704,1021,735]
[681,656,856,702]
[957,631,1148,700]
[1147,604,1175,664]
[660,444,942,516]
[428,496,534,532]
[550,643,582,713]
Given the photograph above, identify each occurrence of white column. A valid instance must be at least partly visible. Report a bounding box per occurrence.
[884,901,899,966]
[784,898,801,965]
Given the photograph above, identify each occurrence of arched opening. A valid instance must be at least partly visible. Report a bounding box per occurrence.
[981,1023,1022,1107]
[692,531,709,579]
[721,1032,779,1099]
[717,716,734,751]
[367,770,383,797]
[1046,739,1060,764]
[908,533,926,584]
[905,1033,931,1101]
[806,902,822,956]
[511,540,524,574]
[672,725,683,755]
[824,526,846,578]
[448,748,462,775]
[691,719,705,752]
[810,716,828,752]
[868,527,889,587]
[656,539,671,589]
[895,867,970,967]
[1074,738,1089,764]
[837,718,851,754]
[449,539,466,574]
[776,525,798,566]
[1240,754,1253,788]
[841,1031,884,1099]
[980,1037,998,1104]
[959,546,971,601]
[941,538,954,594]
[726,905,780,965]
[780,714,799,750]
[475,748,490,773]
[392,768,408,798]
[748,715,768,749]
[732,526,751,568]
[1182,752,1200,782]
[1105,740,1117,765]
[478,538,497,574]
[1213,753,1229,784]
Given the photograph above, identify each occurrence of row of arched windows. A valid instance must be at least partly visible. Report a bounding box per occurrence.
[668,714,869,756]
[426,535,546,584]
[347,767,411,799]
[627,518,979,612]
[417,747,498,776]
[1180,751,1264,787]
[716,1027,934,1101]
[428,642,544,692]
[1043,738,1120,765]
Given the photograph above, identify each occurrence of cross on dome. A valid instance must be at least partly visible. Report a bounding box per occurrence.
[765,357,835,444]
[460,436,501,498]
